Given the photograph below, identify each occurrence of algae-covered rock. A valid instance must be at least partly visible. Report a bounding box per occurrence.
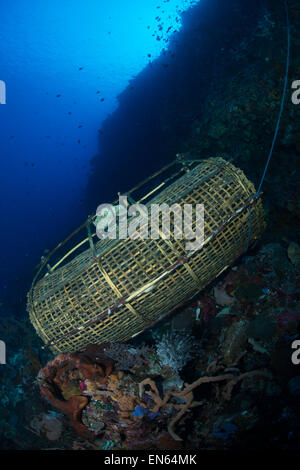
[235,283,263,304]
[288,242,300,270]
[221,319,249,366]
[288,376,300,398]
[247,315,276,342]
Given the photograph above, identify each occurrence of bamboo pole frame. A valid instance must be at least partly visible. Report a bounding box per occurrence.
[27,156,265,353]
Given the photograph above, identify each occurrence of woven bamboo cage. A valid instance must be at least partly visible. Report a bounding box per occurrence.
[27,157,265,353]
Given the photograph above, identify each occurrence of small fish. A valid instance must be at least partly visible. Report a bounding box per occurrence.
[78,124,83,128]
[100,98,105,102]
[56,94,61,98]
[78,67,84,70]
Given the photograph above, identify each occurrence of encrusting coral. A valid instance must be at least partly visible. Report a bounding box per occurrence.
[37,341,273,448]
[37,344,114,439]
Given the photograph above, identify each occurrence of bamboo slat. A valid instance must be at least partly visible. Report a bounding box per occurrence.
[27,157,265,353]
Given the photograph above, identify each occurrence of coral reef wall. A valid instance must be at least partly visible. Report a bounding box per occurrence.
[84,0,262,210]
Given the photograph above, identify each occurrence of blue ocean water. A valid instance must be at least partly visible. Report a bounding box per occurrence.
[0,0,199,310]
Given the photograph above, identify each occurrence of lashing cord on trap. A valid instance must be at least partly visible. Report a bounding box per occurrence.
[245,0,291,251]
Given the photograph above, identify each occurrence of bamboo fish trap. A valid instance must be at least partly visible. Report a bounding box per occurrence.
[27,156,265,353]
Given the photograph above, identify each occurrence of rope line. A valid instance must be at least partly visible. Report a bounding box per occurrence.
[256,0,291,196]
[245,0,290,251]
